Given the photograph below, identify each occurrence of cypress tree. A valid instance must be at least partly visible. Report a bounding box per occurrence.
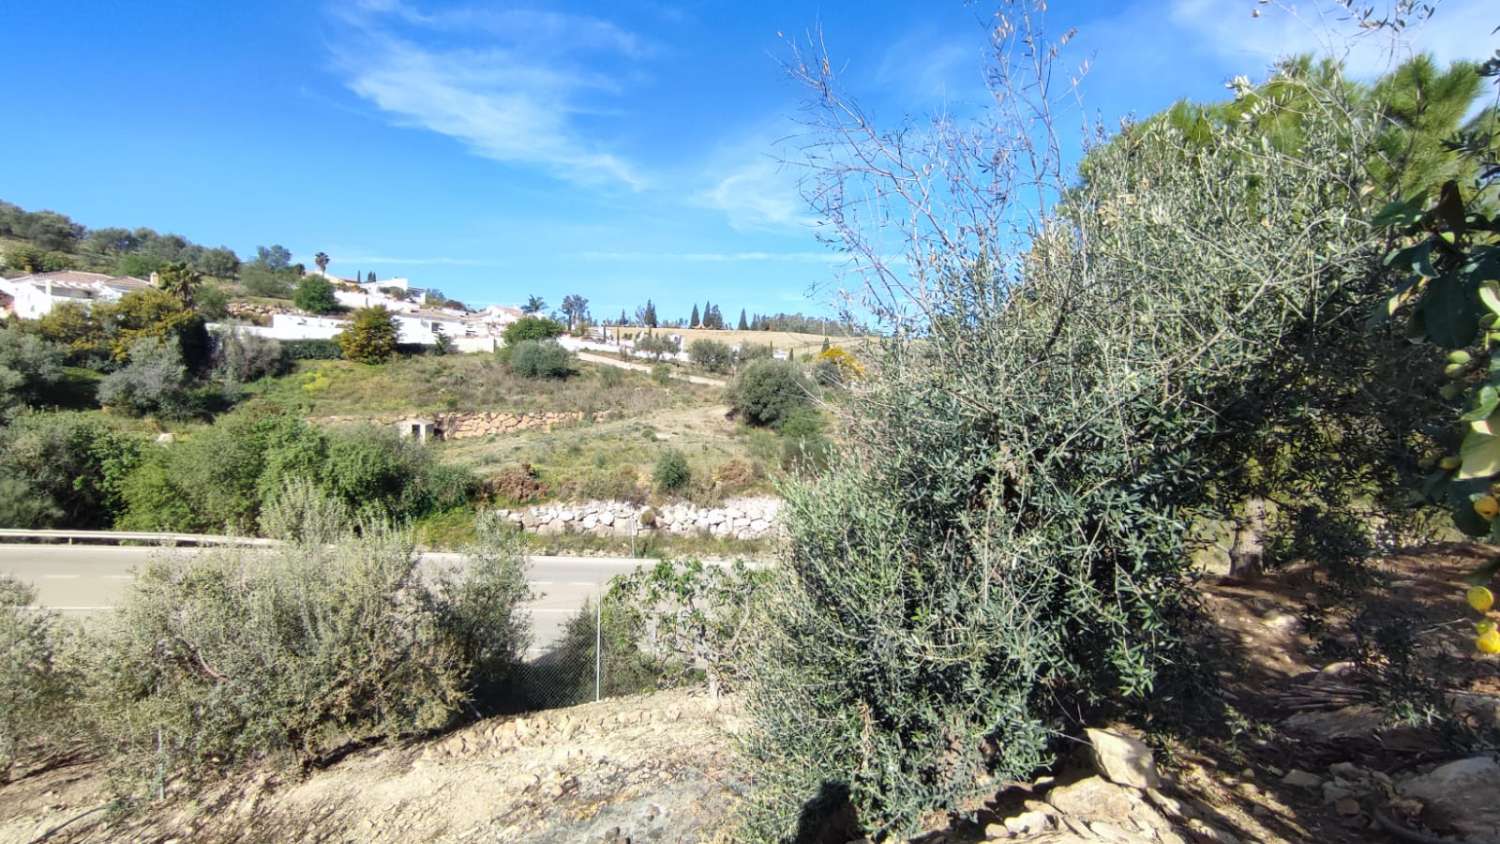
[738,308,749,330]
[691,304,700,327]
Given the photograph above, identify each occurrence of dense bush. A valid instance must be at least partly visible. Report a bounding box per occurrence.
[737,34,1391,839]
[282,338,343,360]
[726,359,813,428]
[0,324,64,416]
[293,275,339,314]
[98,336,194,417]
[0,412,142,528]
[652,449,691,493]
[76,522,530,791]
[239,265,296,299]
[687,339,734,373]
[736,342,774,365]
[777,407,831,474]
[337,306,399,364]
[502,316,565,345]
[0,576,75,778]
[211,325,288,390]
[507,339,572,379]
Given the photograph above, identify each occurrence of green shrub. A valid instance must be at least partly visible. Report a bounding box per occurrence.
[597,365,624,388]
[98,336,194,418]
[738,46,1387,839]
[507,339,572,379]
[337,306,399,364]
[688,339,734,373]
[282,338,342,360]
[502,316,565,345]
[727,359,812,428]
[211,326,288,390]
[653,449,691,493]
[651,364,672,385]
[777,407,831,473]
[117,453,196,532]
[0,412,143,528]
[0,325,64,417]
[635,333,679,360]
[292,276,339,314]
[736,342,774,365]
[0,576,75,778]
[258,477,350,544]
[77,522,530,791]
[239,265,295,299]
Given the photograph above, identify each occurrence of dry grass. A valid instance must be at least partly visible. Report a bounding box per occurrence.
[603,326,859,356]
[247,354,718,418]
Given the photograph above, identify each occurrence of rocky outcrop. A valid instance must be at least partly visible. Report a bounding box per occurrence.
[495,497,781,541]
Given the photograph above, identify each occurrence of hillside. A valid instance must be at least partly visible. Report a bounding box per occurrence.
[4,549,1494,843]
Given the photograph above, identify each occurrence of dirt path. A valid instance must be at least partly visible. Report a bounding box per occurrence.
[0,689,744,844]
[575,351,727,387]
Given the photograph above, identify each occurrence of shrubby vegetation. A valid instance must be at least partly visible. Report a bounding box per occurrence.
[729,13,1489,838]
[507,338,572,379]
[687,338,734,373]
[726,358,813,427]
[337,305,399,364]
[97,336,194,417]
[0,324,64,417]
[652,448,691,492]
[1,514,531,794]
[502,315,565,345]
[293,274,339,314]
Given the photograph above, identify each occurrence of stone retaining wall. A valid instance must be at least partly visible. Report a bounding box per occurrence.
[315,410,593,439]
[494,497,781,541]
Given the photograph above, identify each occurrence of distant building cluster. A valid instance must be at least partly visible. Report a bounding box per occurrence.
[0,270,152,319]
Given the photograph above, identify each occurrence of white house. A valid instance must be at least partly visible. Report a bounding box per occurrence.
[0,271,152,319]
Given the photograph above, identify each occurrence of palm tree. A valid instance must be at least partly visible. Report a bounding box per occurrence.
[155,261,201,308]
[314,252,330,275]
[523,295,546,314]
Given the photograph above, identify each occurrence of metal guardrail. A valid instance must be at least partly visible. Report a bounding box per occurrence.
[0,529,279,547]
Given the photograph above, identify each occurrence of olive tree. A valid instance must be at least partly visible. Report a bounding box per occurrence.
[735,5,1388,838]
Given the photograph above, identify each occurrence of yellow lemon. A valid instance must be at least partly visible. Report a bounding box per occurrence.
[1469,586,1496,613]
[1477,629,1500,654]
[1441,456,1463,471]
[1476,497,1500,520]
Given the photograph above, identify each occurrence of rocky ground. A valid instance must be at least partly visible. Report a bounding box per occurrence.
[2,544,1497,843]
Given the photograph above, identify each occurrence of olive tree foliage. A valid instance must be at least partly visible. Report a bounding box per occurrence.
[736,8,1387,839]
[211,324,289,391]
[97,336,194,417]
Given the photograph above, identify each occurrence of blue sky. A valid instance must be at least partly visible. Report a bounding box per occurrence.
[1,0,1493,320]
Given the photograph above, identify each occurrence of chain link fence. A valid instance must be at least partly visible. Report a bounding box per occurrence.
[505,585,663,713]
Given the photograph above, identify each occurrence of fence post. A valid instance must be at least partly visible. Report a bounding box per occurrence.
[594,588,602,702]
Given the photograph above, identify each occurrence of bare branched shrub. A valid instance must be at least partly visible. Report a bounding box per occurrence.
[738,5,1387,837]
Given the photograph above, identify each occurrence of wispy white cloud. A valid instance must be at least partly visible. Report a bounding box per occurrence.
[873,28,983,102]
[331,1,648,188]
[326,253,494,266]
[696,155,817,231]
[577,249,845,263]
[1169,0,1499,77]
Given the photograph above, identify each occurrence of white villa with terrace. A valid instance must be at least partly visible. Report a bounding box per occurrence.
[0,270,152,319]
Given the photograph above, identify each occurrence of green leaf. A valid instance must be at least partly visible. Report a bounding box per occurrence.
[1460,428,1500,479]
[1464,393,1500,423]
[1481,281,1500,316]
[1420,271,1481,347]
[1372,192,1428,227]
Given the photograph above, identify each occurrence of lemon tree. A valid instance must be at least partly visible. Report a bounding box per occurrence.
[1380,175,1500,648]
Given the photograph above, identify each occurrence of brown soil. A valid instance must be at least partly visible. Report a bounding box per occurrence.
[2,544,1496,844]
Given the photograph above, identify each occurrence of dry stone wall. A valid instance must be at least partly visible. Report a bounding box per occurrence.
[315,410,593,439]
[495,497,781,542]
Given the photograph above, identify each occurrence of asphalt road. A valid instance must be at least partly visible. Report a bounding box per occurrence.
[0,544,656,653]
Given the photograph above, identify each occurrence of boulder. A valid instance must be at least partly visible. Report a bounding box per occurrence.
[1046,776,1139,820]
[1085,728,1161,790]
[1280,769,1321,789]
[1399,756,1500,841]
